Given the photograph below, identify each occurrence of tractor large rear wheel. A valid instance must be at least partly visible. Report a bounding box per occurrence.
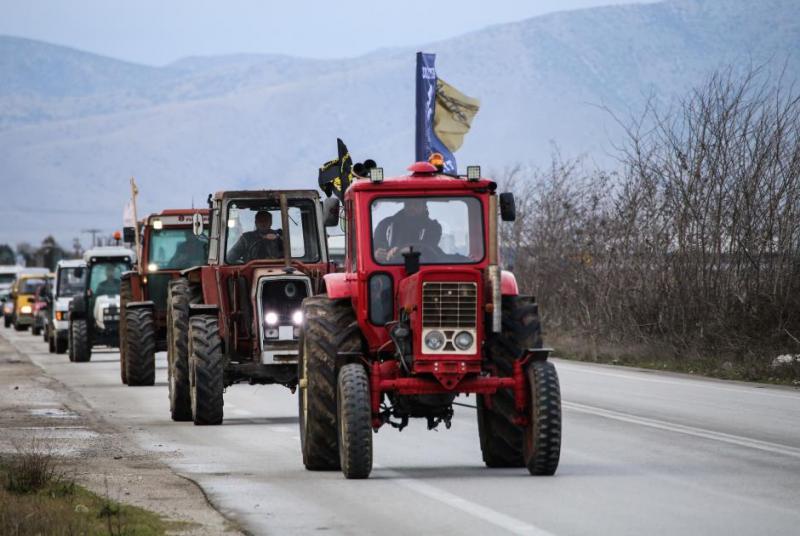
[70,319,91,362]
[477,296,542,468]
[125,307,156,386]
[337,363,372,479]
[119,278,132,384]
[524,360,561,475]
[167,278,200,421]
[188,315,224,425]
[299,296,362,471]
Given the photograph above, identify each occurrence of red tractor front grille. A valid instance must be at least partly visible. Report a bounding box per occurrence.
[421,282,477,328]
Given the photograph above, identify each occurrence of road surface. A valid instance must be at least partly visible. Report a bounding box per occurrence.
[3,326,800,535]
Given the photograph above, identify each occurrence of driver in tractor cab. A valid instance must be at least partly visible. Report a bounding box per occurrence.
[95,265,121,296]
[374,198,442,262]
[227,209,284,263]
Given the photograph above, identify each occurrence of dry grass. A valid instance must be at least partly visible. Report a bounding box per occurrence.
[0,439,170,536]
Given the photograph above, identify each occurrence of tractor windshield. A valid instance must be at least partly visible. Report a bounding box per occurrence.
[57,267,85,297]
[148,228,209,271]
[225,198,321,265]
[20,278,46,294]
[89,261,128,297]
[371,196,484,265]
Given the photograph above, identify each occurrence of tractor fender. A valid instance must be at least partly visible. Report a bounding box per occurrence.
[501,270,519,296]
[69,295,87,315]
[323,272,354,299]
[126,300,154,310]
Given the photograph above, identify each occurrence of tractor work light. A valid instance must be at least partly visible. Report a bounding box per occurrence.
[152,219,163,230]
[424,330,445,351]
[370,167,384,183]
[147,263,159,273]
[466,165,481,181]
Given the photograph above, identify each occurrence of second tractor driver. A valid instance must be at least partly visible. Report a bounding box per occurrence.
[227,210,284,263]
[374,198,443,263]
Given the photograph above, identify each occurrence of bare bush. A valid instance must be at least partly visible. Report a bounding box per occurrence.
[505,66,800,374]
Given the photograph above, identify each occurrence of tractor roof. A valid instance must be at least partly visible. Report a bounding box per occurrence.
[348,168,496,194]
[213,189,320,201]
[83,246,136,263]
[156,208,209,216]
[56,259,85,269]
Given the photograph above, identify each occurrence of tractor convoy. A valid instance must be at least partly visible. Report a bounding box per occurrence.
[2,159,562,480]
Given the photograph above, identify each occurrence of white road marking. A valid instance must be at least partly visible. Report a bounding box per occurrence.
[564,401,800,458]
[379,467,556,536]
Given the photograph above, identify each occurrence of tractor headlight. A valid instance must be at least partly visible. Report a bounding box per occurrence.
[292,310,303,325]
[424,330,445,351]
[265,312,278,325]
[148,263,159,273]
[453,331,474,351]
[20,305,33,315]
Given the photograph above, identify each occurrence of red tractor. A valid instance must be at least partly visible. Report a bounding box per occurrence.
[120,209,209,386]
[166,190,331,425]
[299,162,561,478]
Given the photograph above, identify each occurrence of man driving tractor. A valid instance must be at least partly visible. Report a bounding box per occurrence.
[227,210,284,263]
[374,199,442,262]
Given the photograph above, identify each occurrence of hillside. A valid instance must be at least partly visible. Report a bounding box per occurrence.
[0,0,798,245]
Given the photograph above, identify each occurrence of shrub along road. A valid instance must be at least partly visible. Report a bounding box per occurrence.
[3,325,800,535]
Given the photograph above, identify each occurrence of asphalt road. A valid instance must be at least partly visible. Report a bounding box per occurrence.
[4,325,800,536]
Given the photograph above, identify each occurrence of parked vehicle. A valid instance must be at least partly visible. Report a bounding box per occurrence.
[119,209,209,386]
[68,247,134,362]
[47,259,86,354]
[166,189,330,424]
[299,162,561,478]
[1,265,22,328]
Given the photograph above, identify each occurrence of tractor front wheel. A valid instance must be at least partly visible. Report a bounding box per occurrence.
[188,315,224,425]
[124,308,156,386]
[48,327,56,352]
[523,360,561,475]
[167,279,199,421]
[337,363,372,479]
[119,278,132,384]
[299,296,361,471]
[70,319,91,362]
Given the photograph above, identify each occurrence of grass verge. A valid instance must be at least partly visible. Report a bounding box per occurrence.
[1,441,174,536]
[549,332,800,386]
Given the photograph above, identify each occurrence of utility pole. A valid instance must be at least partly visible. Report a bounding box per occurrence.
[82,228,102,248]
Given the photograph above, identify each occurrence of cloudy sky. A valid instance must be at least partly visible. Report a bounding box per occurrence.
[1,0,657,65]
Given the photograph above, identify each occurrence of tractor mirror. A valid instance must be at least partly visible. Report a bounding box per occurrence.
[322,197,340,227]
[192,212,204,236]
[499,193,516,222]
[123,227,135,243]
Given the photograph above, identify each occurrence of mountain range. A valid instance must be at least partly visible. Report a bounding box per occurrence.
[0,0,798,246]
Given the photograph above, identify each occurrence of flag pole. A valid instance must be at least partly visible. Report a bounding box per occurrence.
[130,177,141,272]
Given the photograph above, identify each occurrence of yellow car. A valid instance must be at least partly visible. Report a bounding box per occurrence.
[9,272,50,331]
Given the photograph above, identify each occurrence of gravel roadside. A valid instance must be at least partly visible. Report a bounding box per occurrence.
[0,329,244,535]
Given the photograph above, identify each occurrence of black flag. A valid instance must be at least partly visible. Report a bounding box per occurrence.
[318,138,352,200]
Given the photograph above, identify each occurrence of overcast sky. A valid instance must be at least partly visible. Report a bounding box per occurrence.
[1,0,658,65]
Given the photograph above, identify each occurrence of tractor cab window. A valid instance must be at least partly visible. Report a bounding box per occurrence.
[148,228,209,271]
[225,199,320,265]
[371,196,484,265]
[57,267,85,297]
[20,278,46,294]
[89,261,128,297]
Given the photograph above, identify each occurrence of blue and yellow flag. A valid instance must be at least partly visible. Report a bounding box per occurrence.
[415,52,480,174]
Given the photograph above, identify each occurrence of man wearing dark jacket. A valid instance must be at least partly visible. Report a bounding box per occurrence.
[374,199,442,262]
[227,210,283,263]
